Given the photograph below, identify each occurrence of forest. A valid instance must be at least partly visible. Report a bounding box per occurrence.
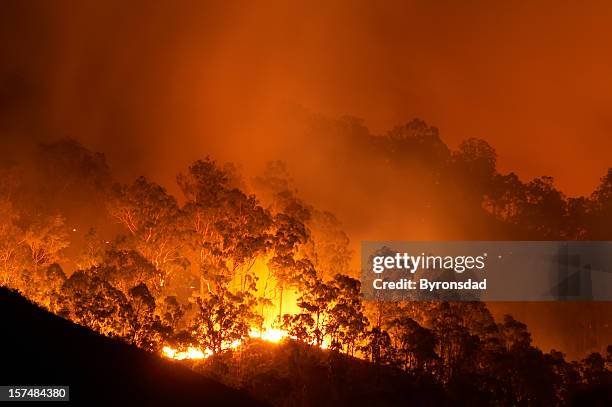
[1,118,611,405]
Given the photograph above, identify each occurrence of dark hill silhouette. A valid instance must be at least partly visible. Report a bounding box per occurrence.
[0,287,267,406]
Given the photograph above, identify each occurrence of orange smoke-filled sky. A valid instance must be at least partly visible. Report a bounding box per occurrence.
[2,1,612,196]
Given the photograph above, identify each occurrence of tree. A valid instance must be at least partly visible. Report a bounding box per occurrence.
[587,168,612,239]
[59,269,133,339]
[388,316,437,371]
[267,203,310,318]
[191,285,261,354]
[22,213,70,268]
[285,277,336,347]
[361,327,395,366]
[449,138,497,201]
[128,283,162,350]
[580,352,608,385]
[431,302,477,381]
[267,255,312,319]
[0,198,25,287]
[178,159,271,295]
[74,228,106,270]
[19,263,66,311]
[453,139,497,178]
[36,138,111,194]
[385,119,450,173]
[98,249,159,295]
[521,176,566,238]
[107,176,188,289]
[326,274,368,355]
[282,273,368,354]
[483,174,567,238]
[483,172,526,222]
[498,314,532,351]
[158,295,186,333]
[304,210,352,280]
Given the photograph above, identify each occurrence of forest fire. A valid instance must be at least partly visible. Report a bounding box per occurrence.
[251,328,289,343]
[161,328,293,360]
[161,346,210,360]
[1,138,611,405]
[5,0,612,404]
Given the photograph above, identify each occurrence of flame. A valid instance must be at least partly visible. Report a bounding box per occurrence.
[249,328,289,343]
[161,259,325,362]
[161,328,292,360]
[162,346,211,360]
[161,327,332,361]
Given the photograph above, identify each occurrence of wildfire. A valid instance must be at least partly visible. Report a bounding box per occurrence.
[161,328,292,360]
[249,328,289,343]
[161,346,211,360]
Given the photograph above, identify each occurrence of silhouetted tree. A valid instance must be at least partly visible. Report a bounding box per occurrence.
[388,316,437,371]
[191,285,261,354]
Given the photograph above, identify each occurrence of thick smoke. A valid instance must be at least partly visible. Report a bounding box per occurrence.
[3,1,612,194]
[2,1,612,359]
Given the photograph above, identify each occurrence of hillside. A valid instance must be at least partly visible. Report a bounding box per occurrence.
[0,287,266,406]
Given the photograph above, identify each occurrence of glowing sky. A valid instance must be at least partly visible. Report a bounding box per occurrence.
[2,1,612,196]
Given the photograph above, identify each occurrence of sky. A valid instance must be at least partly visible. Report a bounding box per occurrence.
[2,0,612,197]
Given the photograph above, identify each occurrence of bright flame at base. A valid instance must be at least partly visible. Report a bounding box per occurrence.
[162,346,211,360]
[161,328,292,360]
[249,328,289,343]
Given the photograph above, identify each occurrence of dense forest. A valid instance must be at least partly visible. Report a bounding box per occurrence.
[1,118,611,405]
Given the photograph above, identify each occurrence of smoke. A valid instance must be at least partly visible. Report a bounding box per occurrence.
[4,1,612,194]
[2,1,612,359]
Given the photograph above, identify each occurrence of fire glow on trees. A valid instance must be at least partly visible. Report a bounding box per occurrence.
[4,140,610,405]
[0,149,359,359]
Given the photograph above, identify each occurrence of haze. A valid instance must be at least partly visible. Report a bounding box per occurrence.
[3,1,612,197]
[2,0,612,360]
